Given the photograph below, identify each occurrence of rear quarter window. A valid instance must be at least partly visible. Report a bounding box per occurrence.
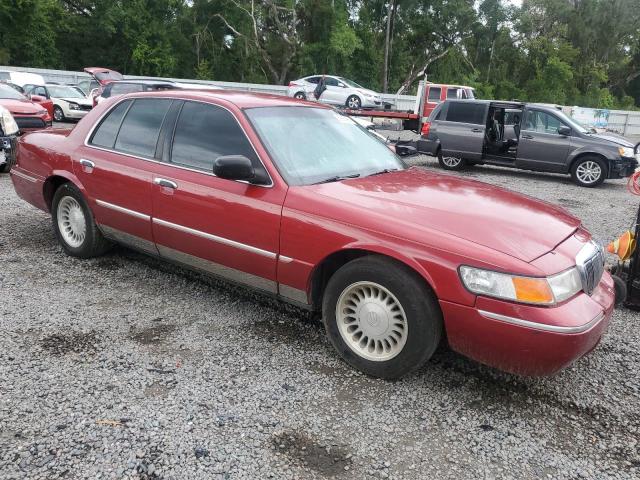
[444,102,486,125]
[89,100,132,149]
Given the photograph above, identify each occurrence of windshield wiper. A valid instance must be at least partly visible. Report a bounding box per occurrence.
[312,173,361,185]
[368,168,400,176]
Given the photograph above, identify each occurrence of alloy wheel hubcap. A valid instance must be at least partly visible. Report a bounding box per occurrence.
[336,281,408,362]
[57,196,86,248]
[442,156,462,167]
[348,98,360,108]
[54,109,62,121]
[576,161,601,184]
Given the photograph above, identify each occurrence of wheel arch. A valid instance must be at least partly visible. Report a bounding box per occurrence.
[43,171,87,212]
[308,246,438,311]
[567,150,610,175]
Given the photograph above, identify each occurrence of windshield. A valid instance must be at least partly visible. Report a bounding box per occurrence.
[95,71,124,82]
[338,77,365,89]
[47,86,85,98]
[0,84,26,100]
[246,107,405,186]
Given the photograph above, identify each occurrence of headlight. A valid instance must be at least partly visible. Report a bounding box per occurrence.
[619,146,634,158]
[0,106,19,135]
[459,266,582,305]
[68,103,80,110]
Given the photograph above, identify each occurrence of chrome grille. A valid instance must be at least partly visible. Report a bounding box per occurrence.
[575,241,605,295]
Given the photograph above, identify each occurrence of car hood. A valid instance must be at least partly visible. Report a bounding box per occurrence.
[58,97,91,106]
[306,168,580,263]
[359,88,381,97]
[0,98,43,115]
[590,132,635,148]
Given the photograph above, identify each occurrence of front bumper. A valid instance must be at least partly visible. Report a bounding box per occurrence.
[64,108,90,120]
[0,135,18,170]
[361,98,383,108]
[440,271,615,376]
[609,156,638,178]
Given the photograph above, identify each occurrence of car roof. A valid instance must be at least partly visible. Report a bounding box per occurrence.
[445,99,525,109]
[122,89,334,109]
[110,79,177,86]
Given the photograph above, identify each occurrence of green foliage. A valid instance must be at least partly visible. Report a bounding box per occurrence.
[0,0,639,107]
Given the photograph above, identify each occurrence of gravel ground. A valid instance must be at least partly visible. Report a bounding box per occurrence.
[1,132,639,480]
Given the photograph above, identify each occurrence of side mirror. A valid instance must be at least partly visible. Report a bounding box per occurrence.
[29,94,45,102]
[213,155,255,182]
[558,125,571,136]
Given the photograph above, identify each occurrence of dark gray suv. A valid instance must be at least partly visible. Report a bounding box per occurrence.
[419,100,639,187]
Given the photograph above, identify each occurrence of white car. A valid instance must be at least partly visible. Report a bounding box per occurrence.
[287,75,383,109]
[25,84,93,122]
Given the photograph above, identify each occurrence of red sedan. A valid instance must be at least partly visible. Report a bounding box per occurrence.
[9,90,615,378]
[0,84,52,132]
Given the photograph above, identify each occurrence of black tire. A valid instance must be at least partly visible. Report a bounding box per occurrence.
[53,105,65,122]
[437,150,467,171]
[322,256,443,379]
[294,91,306,100]
[0,162,9,173]
[612,275,627,307]
[51,183,111,258]
[571,156,607,187]
[346,95,361,109]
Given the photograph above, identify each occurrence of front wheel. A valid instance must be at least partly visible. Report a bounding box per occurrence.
[437,150,467,170]
[322,256,443,379]
[53,106,65,122]
[571,156,607,187]
[346,95,361,109]
[52,183,111,258]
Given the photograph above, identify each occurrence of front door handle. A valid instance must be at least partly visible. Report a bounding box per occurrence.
[154,178,178,189]
[521,134,533,139]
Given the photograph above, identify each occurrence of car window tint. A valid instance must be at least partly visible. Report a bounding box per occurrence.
[433,106,442,120]
[34,86,47,97]
[445,102,486,124]
[447,88,458,99]
[428,87,441,102]
[306,77,320,84]
[170,101,257,172]
[525,110,566,134]
[111,83,144,95]
[324,77,339,87]
[114,99,172,157]
[90,100,132,149]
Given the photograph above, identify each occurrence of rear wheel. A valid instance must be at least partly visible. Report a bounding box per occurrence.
[437,150,467,171]
[52,183,110,258]
[294,91,306,100]
[571,156,607,187]
[346,95,361,109]
[322,256,442,379]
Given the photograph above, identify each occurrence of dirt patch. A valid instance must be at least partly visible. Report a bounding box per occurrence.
[144,380,177,398]
[130,324,177,346]
[272,430,352,477]
[40,331,101,355]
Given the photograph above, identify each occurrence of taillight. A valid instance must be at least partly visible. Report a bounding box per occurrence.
[421,121,431,136]
[288,82,298,87]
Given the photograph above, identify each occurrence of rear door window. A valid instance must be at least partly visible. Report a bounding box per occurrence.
[306,77,320,84]
[445,102,486,125]
[113,99,172,157]
[170,101,258,173]
[447,88,459,99]
[90,100,132,149]
[428,87,441,102]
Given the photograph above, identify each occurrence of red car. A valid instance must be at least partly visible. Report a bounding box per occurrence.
[0,84,52,132]
[9,90,615,379]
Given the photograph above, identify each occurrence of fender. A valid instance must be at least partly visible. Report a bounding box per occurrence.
[566,146,616,173]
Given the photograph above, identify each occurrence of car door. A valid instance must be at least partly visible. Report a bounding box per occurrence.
[73,98,173,254]
[437,101,487,161]
[516,109,571,172]
[321,77,346,105]
[149,100,286,294]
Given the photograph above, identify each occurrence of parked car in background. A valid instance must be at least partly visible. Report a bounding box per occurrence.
[287,75,383,109]
[0,84,51,133]
[0,70,45,88]
[0,105,19,173]
[24,84,92,122]
[420,82,475,118]
[0,81,25,94]
[420,99,639,187]
[10,90,615,379]
[67,84,89,97]
[93,79,179,106]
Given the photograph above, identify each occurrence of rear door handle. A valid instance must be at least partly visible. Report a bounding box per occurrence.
[79,159,95,168]
[154,178,178,189]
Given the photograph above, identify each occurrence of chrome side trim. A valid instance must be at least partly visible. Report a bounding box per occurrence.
[95,199,150,221]
[279,255,294,264]
[478,310,605,334]
[99,225,158,256]
[153,218,276,259]
[157,244,277,294]
[83,96,275,188]
[10,169,38,183]
[279,284,309,305]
